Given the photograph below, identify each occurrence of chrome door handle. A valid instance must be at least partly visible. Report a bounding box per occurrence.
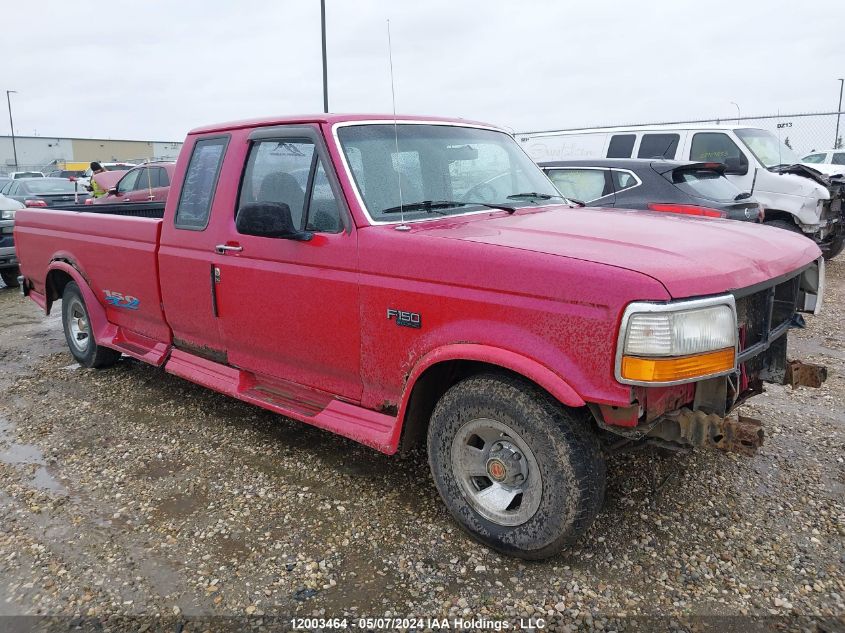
[215,244,243,254]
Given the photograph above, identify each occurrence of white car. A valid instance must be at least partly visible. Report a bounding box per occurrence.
[801,149,845,177]
[8,171,44,179]
[518,125,843,258]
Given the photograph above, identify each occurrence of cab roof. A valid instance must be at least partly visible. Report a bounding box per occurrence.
[189,113,501,135]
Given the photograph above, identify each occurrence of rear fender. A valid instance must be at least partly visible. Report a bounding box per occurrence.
[45,261,115,345]
[391,343,585,448]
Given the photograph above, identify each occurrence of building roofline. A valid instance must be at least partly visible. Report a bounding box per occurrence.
[0,135,182,144]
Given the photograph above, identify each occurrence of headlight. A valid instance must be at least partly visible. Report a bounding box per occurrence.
[0,208,15,220]
[616,296,737,386]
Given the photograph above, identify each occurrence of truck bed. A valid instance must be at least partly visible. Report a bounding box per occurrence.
[49,201,165,219]
[15,207,171,346]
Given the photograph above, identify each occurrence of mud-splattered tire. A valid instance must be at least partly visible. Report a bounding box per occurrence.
[427,373,605,559]
[61,281,121,368]
[0,269,19,288]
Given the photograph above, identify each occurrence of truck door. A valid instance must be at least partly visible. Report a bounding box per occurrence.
[158,135,231,361]
[214,125,361,401]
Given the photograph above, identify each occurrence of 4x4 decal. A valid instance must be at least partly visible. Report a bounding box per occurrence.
[104,290,140,310]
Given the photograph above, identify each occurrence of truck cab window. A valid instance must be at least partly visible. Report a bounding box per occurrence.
[239,139,342,233]
[175,136,228,230]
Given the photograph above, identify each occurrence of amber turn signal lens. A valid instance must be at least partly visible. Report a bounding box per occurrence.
[621,347,735,383]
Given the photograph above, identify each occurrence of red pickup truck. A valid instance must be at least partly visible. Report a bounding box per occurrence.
[15,114,825,559]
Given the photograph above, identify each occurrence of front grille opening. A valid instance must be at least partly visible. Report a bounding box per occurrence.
[772,277,799,329]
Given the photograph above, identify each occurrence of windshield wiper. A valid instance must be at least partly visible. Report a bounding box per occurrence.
[734,191,752,201]
[381,199,517,215]
[506,192,565,201]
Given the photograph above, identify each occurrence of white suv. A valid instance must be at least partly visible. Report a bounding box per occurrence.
[802,149,845,176]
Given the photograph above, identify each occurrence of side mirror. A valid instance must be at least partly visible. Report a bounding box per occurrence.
[724,155,749,176]
[108,187,118,196]
[235,202,312,241]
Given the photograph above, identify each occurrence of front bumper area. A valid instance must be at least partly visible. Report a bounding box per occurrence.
[595,265,827,455]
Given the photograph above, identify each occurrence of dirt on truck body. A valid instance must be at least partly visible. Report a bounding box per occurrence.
[13,113,829,560]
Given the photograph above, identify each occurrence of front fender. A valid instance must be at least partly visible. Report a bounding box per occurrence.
[391,343,586,448]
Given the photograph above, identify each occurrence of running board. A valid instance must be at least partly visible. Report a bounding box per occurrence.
[103,326,170,366]
[164,349,398,453]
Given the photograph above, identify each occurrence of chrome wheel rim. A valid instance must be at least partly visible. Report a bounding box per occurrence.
[451,418,542,526]
[67,296,90,353]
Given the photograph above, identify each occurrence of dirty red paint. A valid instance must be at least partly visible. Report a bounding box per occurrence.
[13,113,822,454]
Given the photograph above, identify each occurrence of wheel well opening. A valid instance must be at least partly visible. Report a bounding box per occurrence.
[45,269,74,312]
[398,360,554,452]
[763,210,796,225]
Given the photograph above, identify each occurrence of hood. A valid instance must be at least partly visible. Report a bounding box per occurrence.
[415,206,820,298]
[799,162,845,178]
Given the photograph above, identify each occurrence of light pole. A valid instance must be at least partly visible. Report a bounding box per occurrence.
[6,90,18,169]
[835,78,843,149]
[730,101,741,123]
[320,0,328,113]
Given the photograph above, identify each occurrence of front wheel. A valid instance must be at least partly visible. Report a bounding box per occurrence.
[61,281,121,368]
[0,269,19,288]
[427,373,605,559]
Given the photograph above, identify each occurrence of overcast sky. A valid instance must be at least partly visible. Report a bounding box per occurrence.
[1,0,841,141]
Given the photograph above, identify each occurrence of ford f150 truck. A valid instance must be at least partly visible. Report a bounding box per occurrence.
[14,114,825,559]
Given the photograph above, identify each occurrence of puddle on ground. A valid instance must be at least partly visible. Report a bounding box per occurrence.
[0,415,67,495]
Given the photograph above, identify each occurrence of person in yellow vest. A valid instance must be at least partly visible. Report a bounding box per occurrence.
[87,162,108,198]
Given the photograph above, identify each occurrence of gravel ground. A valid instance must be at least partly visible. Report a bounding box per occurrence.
[0,260,843,633]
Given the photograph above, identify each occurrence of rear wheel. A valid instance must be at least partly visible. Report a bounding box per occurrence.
[427,373,605,559]
[0,269,19,288]
[61,281,121,368]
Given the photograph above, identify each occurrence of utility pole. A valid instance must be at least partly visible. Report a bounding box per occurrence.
[6,90,18,169]
[321,0,328,113]
[836,78,844,149]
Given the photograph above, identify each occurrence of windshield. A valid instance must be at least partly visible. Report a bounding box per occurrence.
[336,124,561,222]
[24,179,77,193]
[669,169,742,202]
[735,128,800,168]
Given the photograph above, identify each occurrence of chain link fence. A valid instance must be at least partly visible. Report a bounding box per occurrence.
[520,111,845,157]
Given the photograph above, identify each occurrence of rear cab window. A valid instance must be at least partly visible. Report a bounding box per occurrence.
[637,134,679,159]
[174,136,229,230]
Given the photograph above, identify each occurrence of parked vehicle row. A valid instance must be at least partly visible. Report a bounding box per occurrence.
[0,178,90,207]
[14,113,825,559]
[0,193,23,287]
[518,125,844,259]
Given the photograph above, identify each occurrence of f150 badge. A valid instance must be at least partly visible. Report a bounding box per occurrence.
[387,308,421,329]
[104,290,140,310]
